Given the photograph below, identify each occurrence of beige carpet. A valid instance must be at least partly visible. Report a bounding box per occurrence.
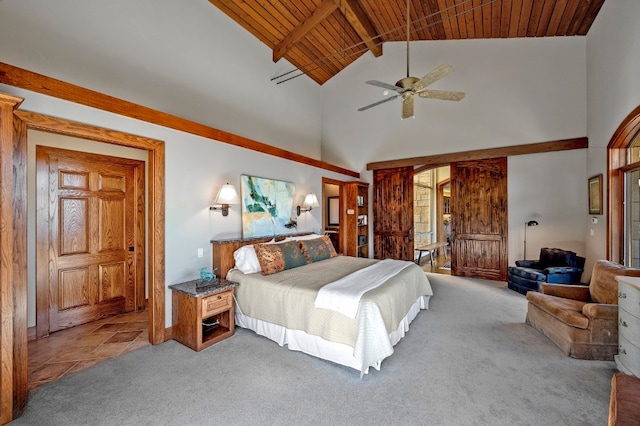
[12,273,616,425]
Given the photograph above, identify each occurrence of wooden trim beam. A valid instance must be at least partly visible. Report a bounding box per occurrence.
[0,62,359,178]
[367,137,589,171]
[273,0,339,62]
[338,0,383,58]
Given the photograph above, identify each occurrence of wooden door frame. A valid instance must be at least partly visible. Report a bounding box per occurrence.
[0,98,165,420]
[322,177,345,253]
[35,146,146,338]
[436,178,451,245]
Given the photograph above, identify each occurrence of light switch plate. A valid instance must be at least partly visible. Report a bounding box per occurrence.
[197,248,204,258]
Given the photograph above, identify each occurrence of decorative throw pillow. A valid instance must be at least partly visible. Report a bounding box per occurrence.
[233,239,275,274]
[299,235,338,263]
[254,240,308,275]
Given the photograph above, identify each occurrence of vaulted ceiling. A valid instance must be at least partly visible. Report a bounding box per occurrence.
[209,0,605,85]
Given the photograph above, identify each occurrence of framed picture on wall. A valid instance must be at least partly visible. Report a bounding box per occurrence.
[240,175,297,238]
[588,174,603,215]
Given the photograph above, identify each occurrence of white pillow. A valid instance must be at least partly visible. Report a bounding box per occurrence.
[233,239,275,274]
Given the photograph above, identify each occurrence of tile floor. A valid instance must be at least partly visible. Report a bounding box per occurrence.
[28,310,150,390]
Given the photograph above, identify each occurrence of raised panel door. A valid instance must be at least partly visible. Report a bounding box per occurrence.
[37,146,143,335]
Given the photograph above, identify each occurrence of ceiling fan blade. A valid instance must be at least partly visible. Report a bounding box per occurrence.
[365,80,403,93]
[401,94,414,119]
[413,64,454,92]
[357,94,400,112]
[417,90,466,101]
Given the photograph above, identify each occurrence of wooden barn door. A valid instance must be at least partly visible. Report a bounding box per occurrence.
[450,158,508,280]
[36,146,145,336]
[373,167,414,260]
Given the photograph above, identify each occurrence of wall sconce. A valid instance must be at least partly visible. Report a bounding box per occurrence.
[210,183,240,216]
[296,193,319,216]
[523,220,539,260]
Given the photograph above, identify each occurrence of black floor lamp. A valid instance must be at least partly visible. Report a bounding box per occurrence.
[523,220,539,260]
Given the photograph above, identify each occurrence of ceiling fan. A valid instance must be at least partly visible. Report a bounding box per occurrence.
[357,0,465,120]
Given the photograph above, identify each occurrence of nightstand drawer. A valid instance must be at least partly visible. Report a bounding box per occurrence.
[202,290,232,316]
[619,282,640,318]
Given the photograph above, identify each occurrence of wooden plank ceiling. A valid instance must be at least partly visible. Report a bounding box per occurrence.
[209,0,605,85]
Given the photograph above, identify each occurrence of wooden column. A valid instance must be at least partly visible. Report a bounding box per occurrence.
[0,93,25,424]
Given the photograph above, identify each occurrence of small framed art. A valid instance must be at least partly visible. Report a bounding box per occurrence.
[588,174,603,215]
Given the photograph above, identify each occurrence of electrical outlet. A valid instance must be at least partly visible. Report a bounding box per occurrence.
[197,248,204,258]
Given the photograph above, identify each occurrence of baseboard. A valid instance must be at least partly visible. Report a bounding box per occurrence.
[27,326,36,342]
[164,326,173,342]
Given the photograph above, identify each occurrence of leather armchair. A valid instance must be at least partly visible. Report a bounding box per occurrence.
[508,247,585,295]
[526,260,640,360]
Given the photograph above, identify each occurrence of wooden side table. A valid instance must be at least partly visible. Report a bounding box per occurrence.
[169,278,238,351]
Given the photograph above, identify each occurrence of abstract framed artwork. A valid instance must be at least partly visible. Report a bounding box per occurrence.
[588,174,603,215]
[240,175,297,238]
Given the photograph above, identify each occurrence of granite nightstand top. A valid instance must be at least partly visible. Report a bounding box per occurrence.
[169,278,238,298]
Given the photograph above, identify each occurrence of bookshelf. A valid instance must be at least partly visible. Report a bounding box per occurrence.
[344,181,369,258]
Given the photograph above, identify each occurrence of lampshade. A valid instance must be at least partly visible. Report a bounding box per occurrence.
[302,193,319,209]
[215,183,240,205]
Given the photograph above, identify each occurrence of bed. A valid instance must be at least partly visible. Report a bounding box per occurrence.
[213,234,433,375]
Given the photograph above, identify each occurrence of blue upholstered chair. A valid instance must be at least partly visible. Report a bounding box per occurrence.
[507,247,585,295]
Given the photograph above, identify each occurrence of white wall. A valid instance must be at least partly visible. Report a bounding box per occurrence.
[322,37,589,265]
[586,0,640,270]
[0,0,322,158]
[5,85,350,328]
[507,150,587,265]
[321,37,587,172]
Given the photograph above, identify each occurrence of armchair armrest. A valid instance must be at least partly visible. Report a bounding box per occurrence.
[582,303,618,320]
[515,260,539,268]
[540,284,590,301]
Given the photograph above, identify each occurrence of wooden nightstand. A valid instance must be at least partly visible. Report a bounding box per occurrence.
[169,278,238,351]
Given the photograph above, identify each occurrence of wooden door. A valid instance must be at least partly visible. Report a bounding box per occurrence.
[36,146,145,336]
[373,167,414,260]
[450,158,508,280]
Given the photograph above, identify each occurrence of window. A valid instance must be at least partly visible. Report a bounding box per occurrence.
[608,106,640,263]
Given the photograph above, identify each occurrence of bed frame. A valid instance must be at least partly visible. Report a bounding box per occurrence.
[211,233,431,376]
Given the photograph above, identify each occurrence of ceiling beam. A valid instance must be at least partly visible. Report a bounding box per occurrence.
[367,138,589,171]
[0,62,360,178]
[273,0,339,62]
[338,0,383,58]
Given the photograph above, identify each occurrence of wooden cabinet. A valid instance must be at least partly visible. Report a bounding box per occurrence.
[616,276,640,377]
[343,181,369,258]
[170,278,238,351]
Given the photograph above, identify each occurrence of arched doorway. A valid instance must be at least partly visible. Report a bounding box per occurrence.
[607,105,640,263]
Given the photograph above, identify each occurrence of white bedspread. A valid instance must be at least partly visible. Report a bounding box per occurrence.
[228,256,433,374]
[314,259,413,318]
